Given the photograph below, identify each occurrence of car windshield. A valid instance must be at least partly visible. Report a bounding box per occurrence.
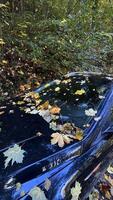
[38,75,112,128]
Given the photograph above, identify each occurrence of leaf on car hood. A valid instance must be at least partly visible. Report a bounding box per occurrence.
[51,132,73,148]
[3,144,26,168]
[71,181,82,200]
[29,186,47,200]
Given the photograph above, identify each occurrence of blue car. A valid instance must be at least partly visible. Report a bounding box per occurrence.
[0,72,113,200]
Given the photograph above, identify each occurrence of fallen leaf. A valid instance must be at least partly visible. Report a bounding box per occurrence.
[16,182,21,191]
[38,101,50,110]
[71,181,82,200]
[104,174,113,186]
[85,108,97,117]
[89,189,99,200]
[38,109,52,122]
[3,144,26,168]
[51,132,73,147]
[75,89,85,95]
[50,106,61,114]
[49,122,59,131]
[29,187,47,200]
[74,128,84,141]
[44,178,51,191]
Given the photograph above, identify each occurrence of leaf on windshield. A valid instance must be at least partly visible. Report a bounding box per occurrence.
[29,186,47,200]
[49,121,59,131]
[38,101,50,110]
[51,132,73,147]
[44,178,51,191]
[3,144,26,168]
[74,128,84,141]
[38,109,52,122]
[61,123,74,133]
[75,89,85,95]
[71,181,82,200]
[85,108,97,117]
[50,106,61,114]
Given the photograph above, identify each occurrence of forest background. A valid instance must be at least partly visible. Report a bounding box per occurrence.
[0,0,113,101]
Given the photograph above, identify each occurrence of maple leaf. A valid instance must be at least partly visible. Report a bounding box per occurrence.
[50,106,61,114]
[85,108,97,117]
[75,89,85,95]
[51,132,72,148]
[71,181,82,200]
[3,144,26,168]
[29,186,47,200]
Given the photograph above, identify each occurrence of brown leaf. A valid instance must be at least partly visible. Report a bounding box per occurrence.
[50,106,61,114]
[51,132,72,148]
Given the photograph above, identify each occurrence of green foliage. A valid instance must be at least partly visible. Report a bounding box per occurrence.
[0,0,113,99]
